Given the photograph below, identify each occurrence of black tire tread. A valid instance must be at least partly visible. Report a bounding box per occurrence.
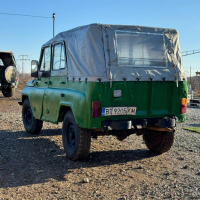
[62,110,91,161]
[2,88,15,97]
[29,118,43,134]
[22,98,43,134]
[143,131,174,154]
[74,127,91,160]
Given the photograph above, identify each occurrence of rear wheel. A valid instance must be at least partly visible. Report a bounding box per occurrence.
[2,88,15,97]
[22,98,43,134]
[143,130,174,153]
[62,111,91,160]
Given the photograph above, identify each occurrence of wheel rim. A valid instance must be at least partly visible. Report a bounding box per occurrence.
[67,123,75,150]
[24,107,32,125]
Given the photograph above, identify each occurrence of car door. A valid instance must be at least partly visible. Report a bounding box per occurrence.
[44,42,67,123]
[29,46,51,120]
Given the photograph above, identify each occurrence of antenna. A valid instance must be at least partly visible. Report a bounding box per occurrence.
[53,13,55,37]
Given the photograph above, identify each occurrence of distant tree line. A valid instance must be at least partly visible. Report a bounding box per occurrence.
[188,76,200,91]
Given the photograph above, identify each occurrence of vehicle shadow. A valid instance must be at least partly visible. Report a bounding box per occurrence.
[185,123,200,128]
[0,129,157,188]
[35,128,62,137]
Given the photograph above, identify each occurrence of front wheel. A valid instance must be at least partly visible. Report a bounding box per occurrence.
[62,111,91,161]
[2,88,15,97]
[143,130,174,153]
[22,98,43,134]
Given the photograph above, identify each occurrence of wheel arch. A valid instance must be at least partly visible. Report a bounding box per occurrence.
[22,94,29,103]
[57,89,87,127]
[58,102,74,123]
[57,99,86,128]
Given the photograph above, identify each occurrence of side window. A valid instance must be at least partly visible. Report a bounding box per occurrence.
[0,59,4,66]
[53,44,66,70]
[40,47,51,72]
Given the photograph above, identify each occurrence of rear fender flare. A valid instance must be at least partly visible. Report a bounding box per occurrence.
[57,93,87,127]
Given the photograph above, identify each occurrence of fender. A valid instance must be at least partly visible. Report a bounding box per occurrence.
[57,89,87,128]
[22,86,44,120]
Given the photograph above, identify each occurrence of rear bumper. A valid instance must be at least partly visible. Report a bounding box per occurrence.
[101,116,177,132]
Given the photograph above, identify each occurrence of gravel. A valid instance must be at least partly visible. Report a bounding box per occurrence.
[0,88,199,199]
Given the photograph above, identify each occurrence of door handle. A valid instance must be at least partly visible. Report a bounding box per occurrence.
[59,81,66,84]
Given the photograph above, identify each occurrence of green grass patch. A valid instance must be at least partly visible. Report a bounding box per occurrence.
[183,127,200,134]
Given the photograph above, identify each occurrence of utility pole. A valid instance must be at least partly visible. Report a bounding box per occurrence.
[53,13,55,37]
[19,55,30,76]
[190,66,191,85]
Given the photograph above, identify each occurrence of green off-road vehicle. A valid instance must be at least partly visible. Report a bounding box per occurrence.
[20,24,187,160]
[0,51,18,97]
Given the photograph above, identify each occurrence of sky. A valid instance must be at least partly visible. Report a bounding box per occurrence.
[0,0,199,76]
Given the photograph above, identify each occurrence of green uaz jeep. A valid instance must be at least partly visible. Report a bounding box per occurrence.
[0,51,18,97]
[20,24,187,161]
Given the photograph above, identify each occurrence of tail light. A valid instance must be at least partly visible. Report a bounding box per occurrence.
[181,98,187,114]
[92,101,100,118]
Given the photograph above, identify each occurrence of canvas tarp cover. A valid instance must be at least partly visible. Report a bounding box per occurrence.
[43,23,186,82]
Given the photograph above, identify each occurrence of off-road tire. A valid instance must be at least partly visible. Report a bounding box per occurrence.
[143,130,174,153]
[62,110,91,161]
[2,88,15,97]
[22,98,43,134]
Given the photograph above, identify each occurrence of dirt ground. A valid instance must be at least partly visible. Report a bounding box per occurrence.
[0,84,199,199]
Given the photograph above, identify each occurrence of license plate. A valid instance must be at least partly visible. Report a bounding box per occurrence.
[102,107,137,116]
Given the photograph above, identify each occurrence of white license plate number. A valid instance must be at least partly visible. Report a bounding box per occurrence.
[102,107,136,116]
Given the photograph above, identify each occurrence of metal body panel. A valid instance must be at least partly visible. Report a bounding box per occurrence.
[22,79,187,129]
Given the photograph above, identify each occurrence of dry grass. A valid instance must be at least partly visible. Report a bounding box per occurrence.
[193,91,200,98]
[18,74,32,89]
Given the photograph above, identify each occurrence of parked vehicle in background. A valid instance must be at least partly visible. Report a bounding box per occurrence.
[0,51,18,97]
[19,24,187,161]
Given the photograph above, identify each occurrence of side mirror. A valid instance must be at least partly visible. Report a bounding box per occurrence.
[31,60,38,77]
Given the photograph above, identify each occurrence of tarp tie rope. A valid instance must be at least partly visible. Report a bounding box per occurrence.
[105,26,112,88]
[169,32,178,87]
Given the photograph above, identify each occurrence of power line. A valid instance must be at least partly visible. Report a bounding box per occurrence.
[0,12,51,18]
[182,49,200,53]
[0,12,55,36]
[181,49,200,57]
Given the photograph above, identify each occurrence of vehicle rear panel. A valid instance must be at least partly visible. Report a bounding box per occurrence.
[26,79,187,128]
[87,80,187,129]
